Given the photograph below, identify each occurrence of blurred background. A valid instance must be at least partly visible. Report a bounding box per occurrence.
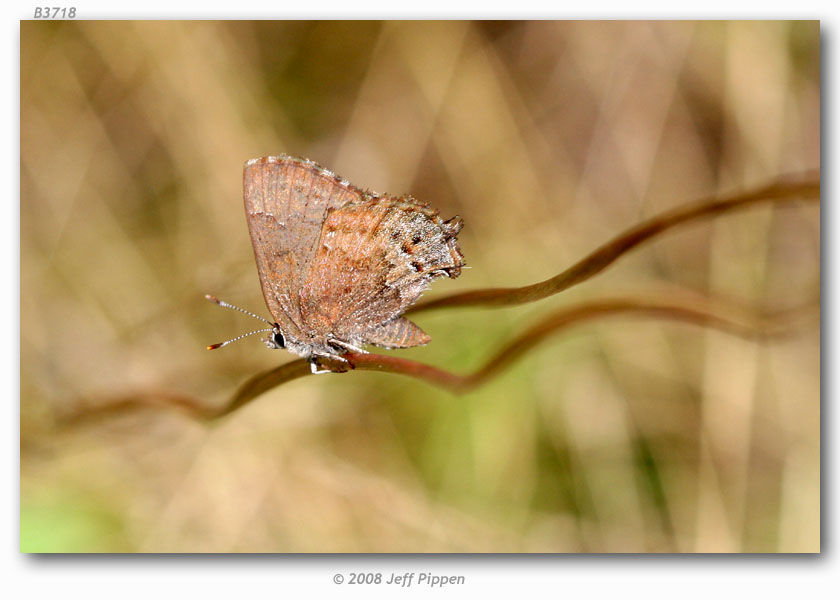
[21,21,819,552]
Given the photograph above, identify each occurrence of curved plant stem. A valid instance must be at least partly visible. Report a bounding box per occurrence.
[57,390,219,425]
[56,173,820,425]
[207,292,816,415]
[408,174,820,314]
[57,361,313,427]
[349,295,814,393]
[58,293,815,425]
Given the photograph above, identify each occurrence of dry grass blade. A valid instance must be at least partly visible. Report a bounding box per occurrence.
[408,174,820,314]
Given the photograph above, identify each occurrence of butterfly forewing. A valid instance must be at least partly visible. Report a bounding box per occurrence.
[243,156,360,342]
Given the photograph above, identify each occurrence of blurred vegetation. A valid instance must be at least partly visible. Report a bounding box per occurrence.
[21,20,819,552]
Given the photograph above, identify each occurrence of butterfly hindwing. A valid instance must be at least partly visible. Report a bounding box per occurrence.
[298,196,464,348]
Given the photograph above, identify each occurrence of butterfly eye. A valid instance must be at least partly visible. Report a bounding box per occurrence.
[272,331,286,349]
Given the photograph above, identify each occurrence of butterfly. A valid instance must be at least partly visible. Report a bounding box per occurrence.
[207,155,464,373]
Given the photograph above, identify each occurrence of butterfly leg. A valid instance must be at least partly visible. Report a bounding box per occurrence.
[309,360,332,375]
[327,337,368,355]
[308,351,351,374]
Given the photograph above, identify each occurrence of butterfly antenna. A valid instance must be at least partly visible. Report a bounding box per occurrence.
[206,327,275,350]
[204,294,274,326]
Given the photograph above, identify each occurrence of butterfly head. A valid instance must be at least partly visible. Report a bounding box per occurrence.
[264,326,286,350]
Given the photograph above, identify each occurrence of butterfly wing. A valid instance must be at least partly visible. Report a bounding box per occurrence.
[298,195,464,349]
[365,317,432,349]
[243,156,360,343]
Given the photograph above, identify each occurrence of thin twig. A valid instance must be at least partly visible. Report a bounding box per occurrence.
[57,293,815,426]
[408,174,820,313]
[56,174,820,424]
[208,292,816,415]
[57,391,218,426]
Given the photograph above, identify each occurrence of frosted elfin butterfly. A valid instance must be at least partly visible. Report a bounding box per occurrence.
[207,155,464,373]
